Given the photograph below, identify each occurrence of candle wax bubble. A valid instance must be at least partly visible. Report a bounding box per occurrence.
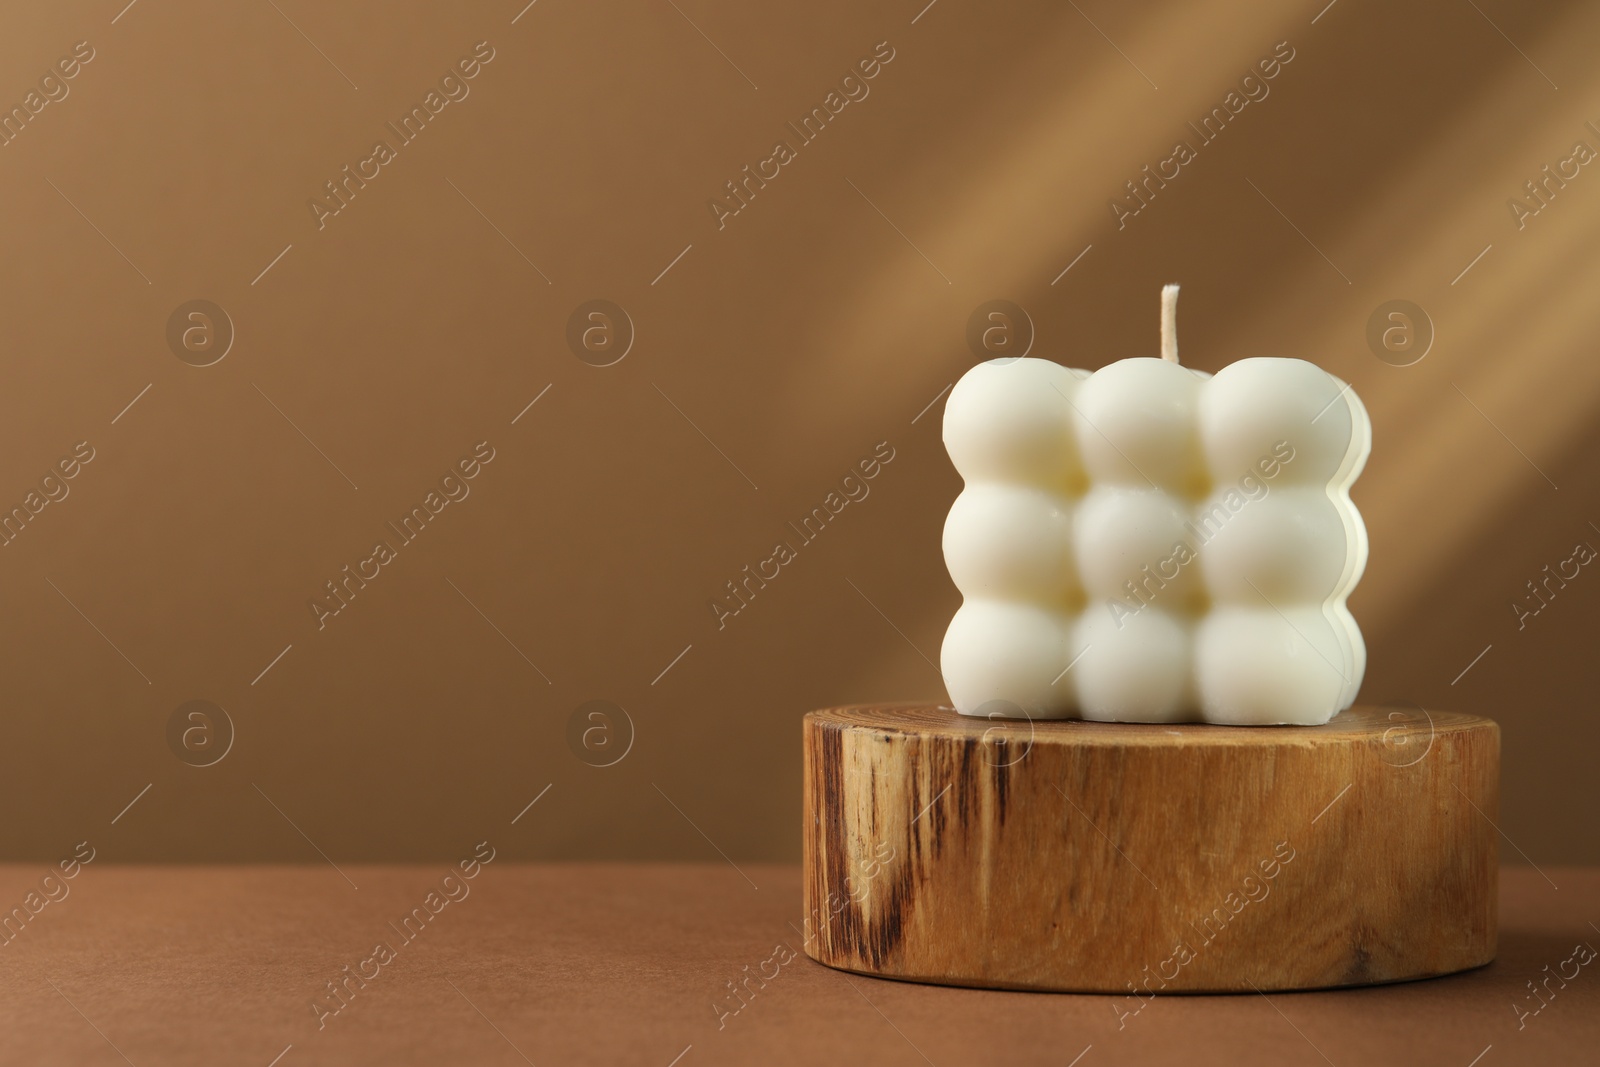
[1199,358,1364,486]
[944,484,1079,606]
[944,358,1085,492]
[941,600,1075,719]
[1194,607,1348,725]
[1072,358,1209,495]
[1072,607,1193,723]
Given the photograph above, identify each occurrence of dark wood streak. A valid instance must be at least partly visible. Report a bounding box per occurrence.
[868,765,877,836]
[806,714,1018,972]
[991,737,1010,825]
[1345,938,1374,984]
[807,719,919,970]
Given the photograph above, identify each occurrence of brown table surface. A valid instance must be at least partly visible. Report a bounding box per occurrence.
[0,864,1593,1066]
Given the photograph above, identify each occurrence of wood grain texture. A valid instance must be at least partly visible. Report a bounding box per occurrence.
[802,704,1499,993]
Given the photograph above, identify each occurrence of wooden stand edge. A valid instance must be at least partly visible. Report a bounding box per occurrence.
[801,704,1498,993]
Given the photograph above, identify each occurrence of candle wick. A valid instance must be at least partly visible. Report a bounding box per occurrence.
[1160,284,1180,364]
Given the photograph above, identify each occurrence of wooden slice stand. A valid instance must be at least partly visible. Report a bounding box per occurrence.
[801,704,1498,993]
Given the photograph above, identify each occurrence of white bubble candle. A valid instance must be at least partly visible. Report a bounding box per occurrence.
[941,287,1370,725]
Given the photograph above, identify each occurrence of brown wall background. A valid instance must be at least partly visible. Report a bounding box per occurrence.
[1,0,1597,865]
